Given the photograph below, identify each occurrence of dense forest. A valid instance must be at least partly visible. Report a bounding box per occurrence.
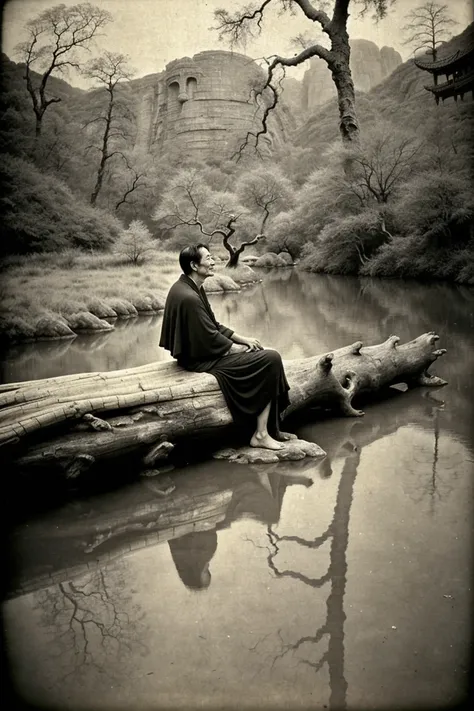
[0,3,473,312]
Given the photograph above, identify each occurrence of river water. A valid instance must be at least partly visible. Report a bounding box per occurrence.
[2,270,473,710]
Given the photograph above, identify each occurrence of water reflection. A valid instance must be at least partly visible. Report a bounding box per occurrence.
[3,271,473,709]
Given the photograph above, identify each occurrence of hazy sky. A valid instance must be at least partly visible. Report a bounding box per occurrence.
[1,0,473,88]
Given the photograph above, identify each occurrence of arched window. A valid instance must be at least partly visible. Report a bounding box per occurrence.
[168,81,180,113]
[186,77,197,99]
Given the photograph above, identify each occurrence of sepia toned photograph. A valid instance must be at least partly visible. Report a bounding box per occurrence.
[0,1,473,709]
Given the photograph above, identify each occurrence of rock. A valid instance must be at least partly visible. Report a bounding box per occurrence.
[254,252,289,268]
[301,38,402,110]
[34,315,76,339]
[0,316,37,342]
[277,252,294,265]
[65,312,115,333]
[213,438,326,464]
[227,263,260,284]
[86,298,118,319]
[106,299,138,317]
[133,296,157,313]
[203,274,240,293]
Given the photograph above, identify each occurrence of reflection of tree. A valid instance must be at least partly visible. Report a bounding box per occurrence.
[402,391,462,514]
[33,565,147,683]
[262,447,359,709]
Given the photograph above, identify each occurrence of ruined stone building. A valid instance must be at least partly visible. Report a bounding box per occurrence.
[131,51,293,160]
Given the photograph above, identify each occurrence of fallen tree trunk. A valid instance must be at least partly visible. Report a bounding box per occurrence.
[0,332,447,473]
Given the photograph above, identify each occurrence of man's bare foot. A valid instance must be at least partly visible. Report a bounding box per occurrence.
[274,430,298,442]
[250,432,283,450]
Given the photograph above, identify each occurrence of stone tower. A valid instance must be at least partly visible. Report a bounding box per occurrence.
[133,51,292,159]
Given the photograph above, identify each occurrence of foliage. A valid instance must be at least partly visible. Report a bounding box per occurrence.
[0,154,122,255]
[153,166,268,265]
[300,209,391,274]
[235,165,295,230]
[114,220,157,264]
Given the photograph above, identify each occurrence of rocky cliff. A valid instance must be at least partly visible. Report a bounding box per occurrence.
[301,39,402,111]
[294,23,474,156]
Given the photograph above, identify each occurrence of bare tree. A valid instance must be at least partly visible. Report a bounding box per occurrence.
[15,3,112,138]
[402,1,457,63]
[236,166,295,232]
[345,123,424,207]
[154,168,266,267]
[82,52,135,206]
[214,1,392,150]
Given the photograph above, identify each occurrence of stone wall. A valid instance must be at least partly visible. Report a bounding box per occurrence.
[132,51,292,159]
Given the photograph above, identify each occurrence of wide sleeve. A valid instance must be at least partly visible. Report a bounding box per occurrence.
[181,293,233,360]
[200,288,234,339]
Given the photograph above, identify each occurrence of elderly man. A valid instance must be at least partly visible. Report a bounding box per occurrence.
[159,243,291,450]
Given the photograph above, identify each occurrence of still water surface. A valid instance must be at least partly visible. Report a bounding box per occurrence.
[2,270,474,710]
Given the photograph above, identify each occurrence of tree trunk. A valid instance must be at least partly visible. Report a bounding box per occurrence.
[0,332,446,474]
[330,16,359,144]
[226,250,240,267]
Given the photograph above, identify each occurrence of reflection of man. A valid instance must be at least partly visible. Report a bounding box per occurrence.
[159,244,291,450]
[168,472,291,591]
[168,530,217,590]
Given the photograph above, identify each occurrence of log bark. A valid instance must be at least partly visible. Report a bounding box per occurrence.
[0,332,447,472]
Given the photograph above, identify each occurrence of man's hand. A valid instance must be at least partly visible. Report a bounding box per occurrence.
[243,337,263,352]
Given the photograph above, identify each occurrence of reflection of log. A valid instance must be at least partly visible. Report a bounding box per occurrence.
[6,465,307,598]
[0,332,446,471]
[7,387,447,600]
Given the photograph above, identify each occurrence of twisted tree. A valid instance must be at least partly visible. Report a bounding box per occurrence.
[214,0,393,150]
[153,168,266,267]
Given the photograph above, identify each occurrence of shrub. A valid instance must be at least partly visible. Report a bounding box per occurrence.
[255,252,294,268]
[299,210,391,275]
[114,220,158,265]
[0,154,123,256]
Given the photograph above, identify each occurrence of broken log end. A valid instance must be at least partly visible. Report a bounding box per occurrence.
[350,341,363,355]
[318,354,333,373]
[64,453,95,479]
[414,373,448,387]
[387,335,400,348]
[83,413,113,432]
[142,439,174,467]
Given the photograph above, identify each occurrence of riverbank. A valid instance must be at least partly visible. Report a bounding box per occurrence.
[0,249,260,344]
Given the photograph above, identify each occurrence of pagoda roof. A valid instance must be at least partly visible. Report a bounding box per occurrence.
[414,42,474,73]
[424,68,474,97]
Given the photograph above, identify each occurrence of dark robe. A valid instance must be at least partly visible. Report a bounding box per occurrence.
[159,274,290,435]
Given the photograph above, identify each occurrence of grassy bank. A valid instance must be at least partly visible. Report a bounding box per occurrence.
[0,249,260,344]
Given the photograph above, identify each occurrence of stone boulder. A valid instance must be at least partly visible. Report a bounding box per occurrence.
[254,252,289,268]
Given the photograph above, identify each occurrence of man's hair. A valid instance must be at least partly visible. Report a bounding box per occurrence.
[179,243,209,275]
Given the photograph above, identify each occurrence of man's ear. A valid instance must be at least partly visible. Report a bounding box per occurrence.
[190,261,197,272]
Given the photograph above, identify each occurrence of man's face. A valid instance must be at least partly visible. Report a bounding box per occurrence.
[194,247,215,280]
